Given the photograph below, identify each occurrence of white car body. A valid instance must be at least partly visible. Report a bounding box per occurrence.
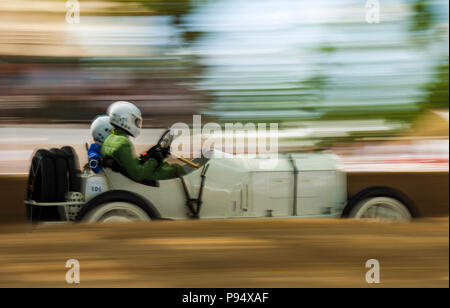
[81,150,347,220]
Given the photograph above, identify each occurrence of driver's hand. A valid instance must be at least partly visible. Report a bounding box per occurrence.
[140,145,169,165]
[152,149,164,165]
[161,146,170,158]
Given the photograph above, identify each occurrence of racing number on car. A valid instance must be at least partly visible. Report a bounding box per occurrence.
[91,185,103,193]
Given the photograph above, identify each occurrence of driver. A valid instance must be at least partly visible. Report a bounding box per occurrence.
[101,101,184,181]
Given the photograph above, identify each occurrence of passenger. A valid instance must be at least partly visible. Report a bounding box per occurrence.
[101,101,183,181]
[88,115,114,173]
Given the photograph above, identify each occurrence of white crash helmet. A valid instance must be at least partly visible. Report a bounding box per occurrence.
[90,115,114,143]
[107,101,143,138]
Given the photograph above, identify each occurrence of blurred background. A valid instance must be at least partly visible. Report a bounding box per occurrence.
[0,0,448,173]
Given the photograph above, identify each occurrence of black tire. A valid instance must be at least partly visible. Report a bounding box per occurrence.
[26,149,60,222]
[60,146,82,192]
[27,149,56,202]
[342,186,417,218]
[50,148,69,202]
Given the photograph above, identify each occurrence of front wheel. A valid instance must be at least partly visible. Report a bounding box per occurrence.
[81,202,151,223]
[348,197,412,221]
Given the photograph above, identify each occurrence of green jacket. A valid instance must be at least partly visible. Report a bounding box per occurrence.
[101,129,183,181]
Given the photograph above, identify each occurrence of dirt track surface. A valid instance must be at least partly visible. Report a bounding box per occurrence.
[0,218,448,288]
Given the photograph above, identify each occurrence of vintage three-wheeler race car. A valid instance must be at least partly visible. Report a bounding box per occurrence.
[25,130,416,224]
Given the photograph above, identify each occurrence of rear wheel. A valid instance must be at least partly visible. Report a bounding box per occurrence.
[349,197,412,221]
[81,202,151,223]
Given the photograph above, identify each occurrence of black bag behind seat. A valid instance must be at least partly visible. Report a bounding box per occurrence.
[60,146,81,192]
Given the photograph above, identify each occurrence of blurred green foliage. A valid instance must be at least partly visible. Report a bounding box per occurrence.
[421,61,449,109]
[410,0,434,32]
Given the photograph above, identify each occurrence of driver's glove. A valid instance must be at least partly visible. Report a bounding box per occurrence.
[140,145,169,165]
[152,147,165,165]
[161,147,170,159]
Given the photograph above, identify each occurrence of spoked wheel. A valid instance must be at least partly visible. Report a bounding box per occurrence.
[81,202,151,223]
[349,197,412,221]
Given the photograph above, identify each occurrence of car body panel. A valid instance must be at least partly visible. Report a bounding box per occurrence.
[80,151,347,220]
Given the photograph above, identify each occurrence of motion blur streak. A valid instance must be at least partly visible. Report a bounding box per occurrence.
[0,0,448,174]
[0,0,448,126]
[0,218,447,287]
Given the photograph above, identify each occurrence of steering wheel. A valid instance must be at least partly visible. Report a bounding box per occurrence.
[140,128,202,169]
[140,128,174,163]
[157,128,174,152]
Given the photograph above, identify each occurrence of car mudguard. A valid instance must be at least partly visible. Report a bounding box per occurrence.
[76,190,162,221]
[342,186,418,218]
